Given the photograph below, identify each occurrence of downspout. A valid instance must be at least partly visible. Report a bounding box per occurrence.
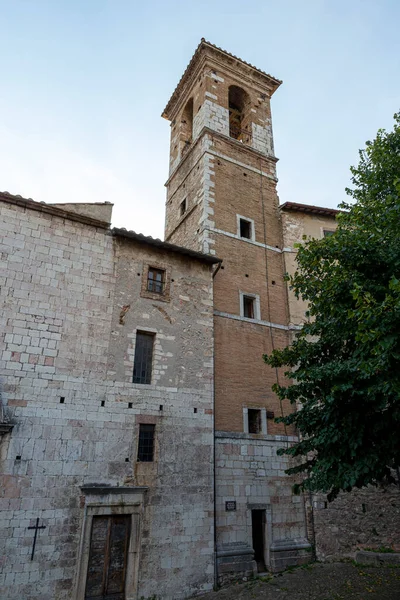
[212,260,222,588]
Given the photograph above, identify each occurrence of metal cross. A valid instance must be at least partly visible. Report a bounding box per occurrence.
[28,518,46,560]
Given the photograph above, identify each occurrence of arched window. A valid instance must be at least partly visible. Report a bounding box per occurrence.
[180,98,193,152]
[228,86,251,142]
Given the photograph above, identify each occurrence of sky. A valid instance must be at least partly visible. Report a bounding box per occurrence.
[1,0,399,239]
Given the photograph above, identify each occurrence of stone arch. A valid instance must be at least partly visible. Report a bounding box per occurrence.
[228,85,251,141]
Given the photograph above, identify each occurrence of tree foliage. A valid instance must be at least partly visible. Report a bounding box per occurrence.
[264,112,400,500]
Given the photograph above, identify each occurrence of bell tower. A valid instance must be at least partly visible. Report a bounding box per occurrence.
[163,40,310,580]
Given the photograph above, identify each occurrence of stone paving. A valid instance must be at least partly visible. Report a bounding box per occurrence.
[197,562,400,600]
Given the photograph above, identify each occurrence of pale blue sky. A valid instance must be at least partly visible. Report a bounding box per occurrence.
[1,1,399,238]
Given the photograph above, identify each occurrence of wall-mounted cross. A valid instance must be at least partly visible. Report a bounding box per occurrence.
[28,518,46,560]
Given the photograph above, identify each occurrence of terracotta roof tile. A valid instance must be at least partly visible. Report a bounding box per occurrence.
[162,39,282,119]
[279,201,342,217]
[112,227,221,264]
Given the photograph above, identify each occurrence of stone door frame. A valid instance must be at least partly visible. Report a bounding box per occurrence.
[75,486,147,600]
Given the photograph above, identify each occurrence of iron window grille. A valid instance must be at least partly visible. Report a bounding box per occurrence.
[137,424,155,462]
[133,332,154,384]
[147,268,165,294]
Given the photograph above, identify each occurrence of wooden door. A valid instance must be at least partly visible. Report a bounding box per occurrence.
[85,515,131,600]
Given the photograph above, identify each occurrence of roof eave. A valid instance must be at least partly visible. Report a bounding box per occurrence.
[112,227,222,265]
[279,202,342,217]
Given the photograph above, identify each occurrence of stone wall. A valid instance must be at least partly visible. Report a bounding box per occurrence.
[0,196,216,600]
[216,433,310,582]
[308,485,400,559]
[280,208,338,327]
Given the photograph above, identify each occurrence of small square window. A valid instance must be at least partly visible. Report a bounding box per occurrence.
[243,295,255,319]
[147,268,165,294]
[248,409,261,434]
[180,198,187,217]
[137,424,155,462]
[323,229,334,238]
[240,219,252,239]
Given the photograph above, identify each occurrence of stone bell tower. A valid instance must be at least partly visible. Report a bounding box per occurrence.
[163,39,310,581]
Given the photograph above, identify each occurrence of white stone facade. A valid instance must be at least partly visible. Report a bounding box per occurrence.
[0,195,216,600]
[193,99,230,141]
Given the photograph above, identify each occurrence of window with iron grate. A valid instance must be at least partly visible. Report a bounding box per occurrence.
[133,331,154,384]
[137,424,155,462]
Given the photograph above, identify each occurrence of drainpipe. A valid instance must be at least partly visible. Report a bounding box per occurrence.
[212,260,222,588]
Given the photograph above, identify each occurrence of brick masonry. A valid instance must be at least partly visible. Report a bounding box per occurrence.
[163,40,310,581]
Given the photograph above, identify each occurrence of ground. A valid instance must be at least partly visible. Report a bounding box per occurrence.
[197,563,400,600]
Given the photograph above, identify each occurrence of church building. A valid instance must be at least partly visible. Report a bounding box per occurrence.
[4,40,392,600]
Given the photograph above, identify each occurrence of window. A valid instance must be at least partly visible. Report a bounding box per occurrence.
[133,332,154,384]
[180,198,187,217]
[237,215,255,241]
[141,264,170,302]
[137,424,155,462]
[147,268,165,294]
[323,229,335,238]
[240,218,252,239]
[243,295,255,319]
[243,407,267,434]
[248,409,261,434]
[240,292,260,320]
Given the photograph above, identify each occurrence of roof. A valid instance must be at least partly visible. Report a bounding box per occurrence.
[112,227,222,265]
[162,39,282,120]
[279,202,341,217]
[0,191,111,229]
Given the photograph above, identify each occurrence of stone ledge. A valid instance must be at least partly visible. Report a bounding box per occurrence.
[270,538,312,552]
[355,550,400,566]
[81,485,148,495]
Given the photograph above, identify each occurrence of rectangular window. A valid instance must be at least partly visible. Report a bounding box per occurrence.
[133,332,154,384]
[240,218,252,239]
[243,295,255,319]
[248,409,261,434]
[147,267,165,294]
[137,424,155,462]
[323,229,334,238]
[180,198,187,217]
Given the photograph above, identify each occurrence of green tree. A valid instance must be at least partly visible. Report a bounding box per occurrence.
[264,112,400,500]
